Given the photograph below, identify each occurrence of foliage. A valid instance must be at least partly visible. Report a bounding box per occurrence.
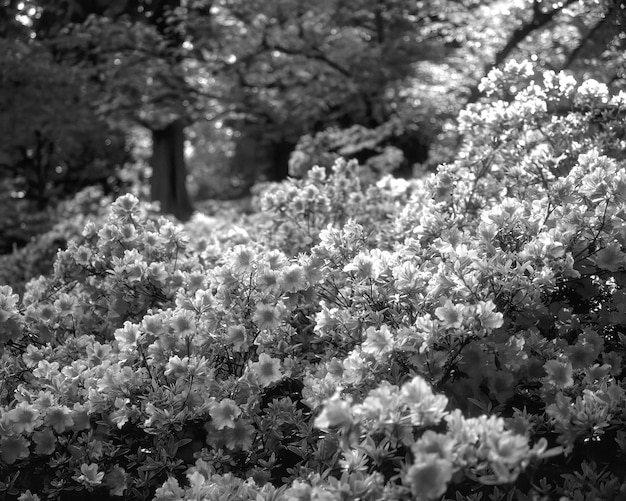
[184,122,243,201]
[0,37,126,204]
[288,117,431,181]
[0,0,198,224]
[1,62,626,501]
[0,185,120,296]
[0,34,129,251]
[255,158,420,256]
[189,0,449,131]
[2,0,624,222]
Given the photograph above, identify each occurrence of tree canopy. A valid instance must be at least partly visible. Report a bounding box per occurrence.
[0,0,624,228]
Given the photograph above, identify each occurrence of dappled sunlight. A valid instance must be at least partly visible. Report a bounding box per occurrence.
[1,1,625,500]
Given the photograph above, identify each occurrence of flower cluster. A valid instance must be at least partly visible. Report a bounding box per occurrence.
[1,61,626,500]
[256,159,420,254]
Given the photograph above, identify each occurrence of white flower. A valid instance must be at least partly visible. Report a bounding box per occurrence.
[249,353,283,387]
[315,392,353,429]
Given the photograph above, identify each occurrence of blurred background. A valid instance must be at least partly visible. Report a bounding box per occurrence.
[0,0,624,253]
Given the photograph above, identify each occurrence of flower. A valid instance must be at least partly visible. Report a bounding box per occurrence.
[435,299,463,329]
[112,193,139,216]
[284,480,313,501]
[111,249,147,283]
[404,455,454,500]
[476,300,504,330]
[249,353,283,387]
[253,302,285,331]
[230,245,255,275]
[74,463,105,487]
[227,325,248,351]
[354,382,401,424]
[209,399,241,430]
[110,398,134,429]
[412,431,456,461]
[566,342,597,370]
[53,293,78,315]
[147,262,168,284]
[543,359,574,388]
[0,435,30,464]
[256,269,279,294]
[22,345,45,367]
[17,491,40,501]
[483,431,530,468]
[223,419,256,451]
[265,249,288,270]
[344,253,376,280]
[153,478,185,501]
[114,321,142,352]
[142,313,165,336]
[278,264,307,292]
[6,403,39,434]
[71,404,91,431]
[393,261,421,291]
[104,465,128,496]
[45,406,75,433]
[171,310,196,336]
[361,325,394,355]
[315,393,353,429]
[86,341,112,366]
[401,376,448,426]
[32,360,60,380]
[165,355,189,377]
[33,429,56,455]
[576,78,609,103]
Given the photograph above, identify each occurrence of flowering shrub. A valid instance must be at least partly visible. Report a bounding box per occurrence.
[288,120,408,181]
[0,185,116,296]
[255,159,422,254]
[1,61,626,500]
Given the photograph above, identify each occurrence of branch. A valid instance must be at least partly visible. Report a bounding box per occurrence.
[266,41,352,78]
[259,12,353,79]
[494,0,577,67]
[466,0,577,104]
[562,3,618,70]
[375,1,385,45]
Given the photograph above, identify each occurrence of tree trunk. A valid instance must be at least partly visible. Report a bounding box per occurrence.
[150,119,194,221]
[270,139,295,181]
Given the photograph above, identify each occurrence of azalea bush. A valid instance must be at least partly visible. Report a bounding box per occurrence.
[288,118,419,181]
[1,61,626,501]
[0,185,119,297]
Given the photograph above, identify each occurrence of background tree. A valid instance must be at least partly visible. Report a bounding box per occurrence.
[0,39,126,208]
[0,0,197,221]
[402,0,626,167]
[185,0,624,191]
[48,0,196,220]
[1,0,623,229]
[183,0,456,192]
[0,7,128,252]
[460,0,625,103]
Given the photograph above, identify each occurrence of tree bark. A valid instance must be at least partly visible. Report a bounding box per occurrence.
[270,139,295,181]
[150,119,194,221]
